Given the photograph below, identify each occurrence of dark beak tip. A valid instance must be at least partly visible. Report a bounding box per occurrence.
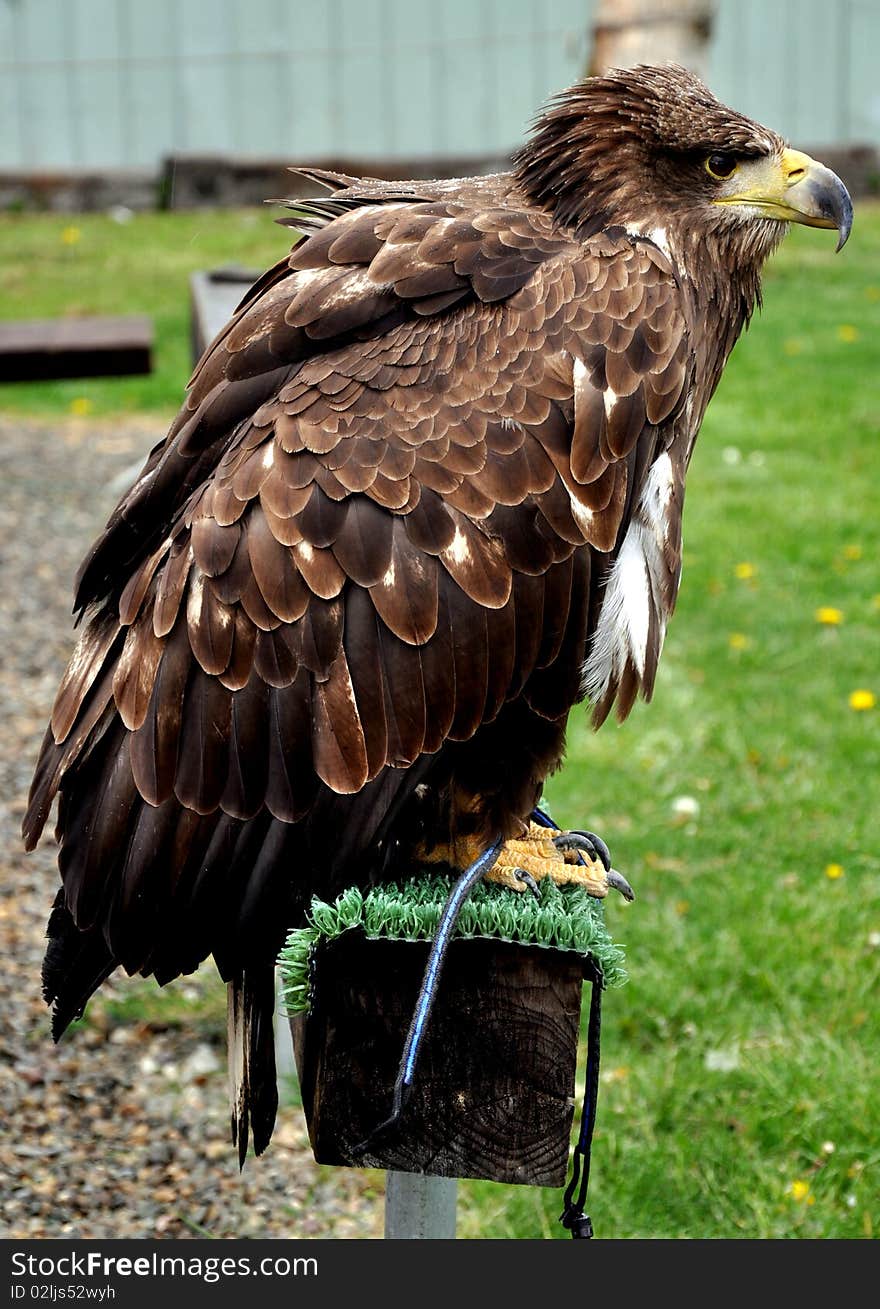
[835,218,852,253]
[833,181,854,253]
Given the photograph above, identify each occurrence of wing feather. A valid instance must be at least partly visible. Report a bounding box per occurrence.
[129,615,192,806]
[311,651,370,792]
[264,672,316,822]
[222,678,270,820]
[343,587,389,777]
[368,518,439,645]
[173,666,232,815]
[378,623,427,766]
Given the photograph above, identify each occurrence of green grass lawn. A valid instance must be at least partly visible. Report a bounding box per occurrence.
[3,204,878,1238]
[0,208,291,417]
[464,211,880,1238]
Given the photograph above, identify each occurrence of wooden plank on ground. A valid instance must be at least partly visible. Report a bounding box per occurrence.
[189,267,259,365]
[0,315,153,382]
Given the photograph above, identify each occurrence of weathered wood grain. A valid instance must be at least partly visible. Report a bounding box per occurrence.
[291,931,589,1187]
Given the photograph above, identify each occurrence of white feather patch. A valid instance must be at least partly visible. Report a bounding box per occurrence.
[582,526,651,703]
[446,524,471,566]
[186,569,204,627]
[626,224,672,261]
[567,491,595,535]
[641,450,675,532]
[647,226,671,258]
[321,267,387,307]
[581,453,678,703]
[227,980,246,1144]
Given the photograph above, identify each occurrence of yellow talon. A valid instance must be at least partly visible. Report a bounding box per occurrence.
[484,823,612,898]
[418,817,632,900]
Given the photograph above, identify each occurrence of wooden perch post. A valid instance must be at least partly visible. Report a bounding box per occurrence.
[289,931,591,1188]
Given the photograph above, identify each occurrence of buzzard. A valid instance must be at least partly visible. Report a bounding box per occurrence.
[24,65,851,1161]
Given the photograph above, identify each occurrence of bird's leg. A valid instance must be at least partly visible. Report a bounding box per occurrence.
[419,806,633,901]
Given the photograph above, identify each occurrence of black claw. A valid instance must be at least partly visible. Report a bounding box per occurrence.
[512,867,541,901]
[572,830,612,873]
[607,868,635,902]
[553,830,610,871]
[551,829,634,900]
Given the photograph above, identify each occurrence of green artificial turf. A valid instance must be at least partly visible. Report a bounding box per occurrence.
[278,875,627,1016]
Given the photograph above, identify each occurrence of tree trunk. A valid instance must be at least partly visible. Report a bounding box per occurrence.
[589,0,716,80]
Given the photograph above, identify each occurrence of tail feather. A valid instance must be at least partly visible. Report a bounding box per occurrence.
[227,965,278,1168]
[42,891,117,1040]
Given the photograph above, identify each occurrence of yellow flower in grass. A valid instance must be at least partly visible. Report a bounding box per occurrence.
[849,690,876,712]
[734,562,756,581]
[728,633,750,650]
[69,397,92,417]
[60,225,81,245]
[788,1180,815,1205]
[843,544,862,561]
[825,864,844,881]
[836,324,859,344]
[815,607,843,626]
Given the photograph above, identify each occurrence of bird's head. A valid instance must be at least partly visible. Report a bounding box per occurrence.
[515,64,852,265]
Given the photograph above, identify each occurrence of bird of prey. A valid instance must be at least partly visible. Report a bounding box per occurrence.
[24,65,851,1162]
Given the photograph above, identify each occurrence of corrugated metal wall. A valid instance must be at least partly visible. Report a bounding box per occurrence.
[1,0,877,172]
[708,0,880,148]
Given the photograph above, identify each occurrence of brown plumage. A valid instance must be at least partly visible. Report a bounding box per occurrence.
[23,65,852,1164]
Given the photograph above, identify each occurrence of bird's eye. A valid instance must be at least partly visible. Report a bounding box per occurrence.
[705,153,738,180]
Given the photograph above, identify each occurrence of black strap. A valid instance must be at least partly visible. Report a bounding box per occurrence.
[560,958,603,1239]
[533,804,607,1239]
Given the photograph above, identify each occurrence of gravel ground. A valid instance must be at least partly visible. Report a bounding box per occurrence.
[0,416,383,1240]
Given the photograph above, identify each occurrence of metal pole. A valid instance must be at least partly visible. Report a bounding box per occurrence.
[275,970,296,1079]
[384,1172,458,1239]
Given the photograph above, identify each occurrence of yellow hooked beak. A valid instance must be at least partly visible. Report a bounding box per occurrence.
[714,148,853,251]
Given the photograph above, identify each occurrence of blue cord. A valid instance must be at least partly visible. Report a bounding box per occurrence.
[351,835,502,1156]
[402,837,502,1086]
